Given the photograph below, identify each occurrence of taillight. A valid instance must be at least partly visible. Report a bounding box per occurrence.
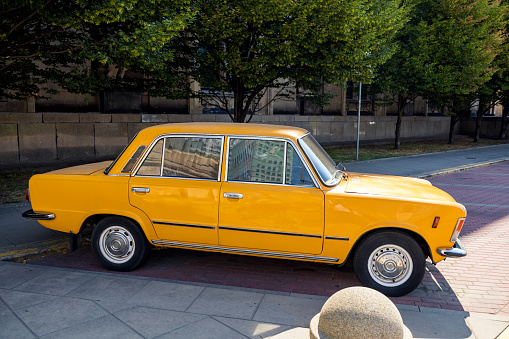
[26,188,30,202]
[450,217,466,243]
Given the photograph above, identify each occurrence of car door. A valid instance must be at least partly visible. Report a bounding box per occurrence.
[218,137,325,255]
[129,135,223,245]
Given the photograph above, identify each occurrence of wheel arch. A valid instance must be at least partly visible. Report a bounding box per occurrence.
[344,227,432,265]
[78,214,151,243]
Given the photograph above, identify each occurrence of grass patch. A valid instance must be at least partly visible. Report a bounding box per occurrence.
[325,137,509,163]
[0,170,46,204]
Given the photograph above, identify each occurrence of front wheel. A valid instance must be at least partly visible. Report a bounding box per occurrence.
[353,231,425,297]
[91,217,149,271]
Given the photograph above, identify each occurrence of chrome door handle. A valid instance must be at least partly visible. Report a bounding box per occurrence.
[223,193,243,199]
[132,187,150,193]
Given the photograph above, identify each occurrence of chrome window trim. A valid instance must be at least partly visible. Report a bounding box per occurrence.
[153,221,216,230]
[218,226,322,238]
[224,135,319,188]
[297,132,338,187]
[132,134,224,182]
[121,145,147,174]
[151,240,339,262]
[105,132,140,175]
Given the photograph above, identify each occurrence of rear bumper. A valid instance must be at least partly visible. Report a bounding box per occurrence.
[437,239,467,258]
[22,209,55,220]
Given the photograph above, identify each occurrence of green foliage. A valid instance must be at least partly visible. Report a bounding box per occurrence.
[148,0,410,122]
[372,0,507,146]
[0,0,194,100]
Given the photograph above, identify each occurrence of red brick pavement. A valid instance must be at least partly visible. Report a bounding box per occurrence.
[28,161,509,315]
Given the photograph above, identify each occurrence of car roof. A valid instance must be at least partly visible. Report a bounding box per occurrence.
[137,122,309,140]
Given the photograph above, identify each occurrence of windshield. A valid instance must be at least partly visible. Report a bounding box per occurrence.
[298,134,342,186]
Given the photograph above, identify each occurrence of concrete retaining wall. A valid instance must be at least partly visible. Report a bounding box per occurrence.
[460,117,508,139]
[0,113,451,170]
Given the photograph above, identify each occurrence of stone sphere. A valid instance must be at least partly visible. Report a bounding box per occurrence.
[310,287,412,339]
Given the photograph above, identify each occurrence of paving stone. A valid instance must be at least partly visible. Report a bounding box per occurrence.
[126,280,204,311]
[0,265,48,289]
[0,310,36,339]
[213,316,292,339]
[14,270,96,296]
[14,296,108,337]
[39,314,142,339]
[0,290,59,310]
[65,276,149,303]
[187,287,264,319]
[158,316,246,339]
[253,294,324,327]
[114,306,207,339]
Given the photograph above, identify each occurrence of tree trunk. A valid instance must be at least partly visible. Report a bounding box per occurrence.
[474,101,487,142]
[233,90,246,123]
[448,115,459,144]
[394,96,406,150]
[499,106,508,139]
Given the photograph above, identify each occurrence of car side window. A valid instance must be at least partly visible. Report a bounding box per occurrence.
[285,145,314,186]
[162,137,221,179]
[228,138,285,184]
[137,139,163,176]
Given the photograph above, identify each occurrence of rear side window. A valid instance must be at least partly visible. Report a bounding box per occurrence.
[136,136,222,180]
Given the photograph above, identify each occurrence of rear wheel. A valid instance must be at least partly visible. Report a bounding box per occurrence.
[353,231,425,297]
[91,217,149,271]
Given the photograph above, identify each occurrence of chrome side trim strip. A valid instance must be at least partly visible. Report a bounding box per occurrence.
[218,226,322,238]
[324,236,350,241]
[151,240,339,262]
[152,221,215,230]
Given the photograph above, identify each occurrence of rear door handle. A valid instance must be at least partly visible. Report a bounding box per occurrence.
[223,193,243,199]
[132,187,150,193]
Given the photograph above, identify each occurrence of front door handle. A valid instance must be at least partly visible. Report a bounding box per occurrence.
[132,187,150,193]
[223,193,243,199]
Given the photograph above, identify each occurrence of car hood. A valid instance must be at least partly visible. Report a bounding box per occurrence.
[342,172,456,202]
[48,161,112,175]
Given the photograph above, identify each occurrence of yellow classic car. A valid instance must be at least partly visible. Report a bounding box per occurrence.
[23,123,467,296]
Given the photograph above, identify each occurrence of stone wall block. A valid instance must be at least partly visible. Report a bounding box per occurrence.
[0,113,43,123]
[95,123,128,158]
[112,114,142,123]
[316,121,332,143]
[18,123,57,162]
[168,114,192,123]
[215,115,233,122]
[43,113,79,123]
[56,123,94,160]
[330,122,344,142]
[191,114,215,122]
[141,114,168,123]
[0,124,19,164]
[80,113,112,123]
[294,115,310,122]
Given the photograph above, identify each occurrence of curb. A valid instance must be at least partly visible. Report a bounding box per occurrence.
[0,238,69,261]
[417,157,509,178]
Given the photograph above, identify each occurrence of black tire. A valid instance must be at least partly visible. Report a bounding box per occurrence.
[353,231,425,297]
[91,216,149,271]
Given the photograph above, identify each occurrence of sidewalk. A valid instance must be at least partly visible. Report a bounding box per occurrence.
[1,261,508,339]
[1,144,509,338]
[345,143,509,178]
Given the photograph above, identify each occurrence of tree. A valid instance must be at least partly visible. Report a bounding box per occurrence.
[149,0,410,123]
[0,0,193,100]
[372,0,506,148]
[422,0,506,144]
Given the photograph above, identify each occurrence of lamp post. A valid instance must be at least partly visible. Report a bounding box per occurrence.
[356,82,362,161]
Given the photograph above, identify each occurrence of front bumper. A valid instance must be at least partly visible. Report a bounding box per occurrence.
[437,239,467,258]
[22,209,55,220]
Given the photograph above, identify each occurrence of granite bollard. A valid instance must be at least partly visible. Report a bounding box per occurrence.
[310,287,412,339]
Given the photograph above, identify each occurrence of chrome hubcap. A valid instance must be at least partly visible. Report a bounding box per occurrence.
[368,245,413,287]
[99,226,135,264]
